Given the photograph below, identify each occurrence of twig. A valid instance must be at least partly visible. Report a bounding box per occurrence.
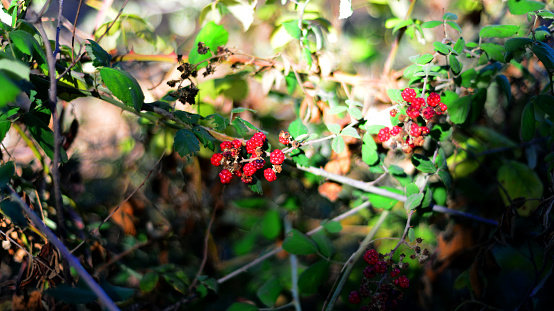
[53,0,64,58]
[71,0,84,61]
[322,210,390,311]
[8,188,120,311]
[95,240,150,275]
[296,165,498,226]
[284,216,302,311]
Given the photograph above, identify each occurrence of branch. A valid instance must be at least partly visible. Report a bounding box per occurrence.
[296,165,498,226]
[9,188,120,311]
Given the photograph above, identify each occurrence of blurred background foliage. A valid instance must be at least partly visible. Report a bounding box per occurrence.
[1,0,554,310]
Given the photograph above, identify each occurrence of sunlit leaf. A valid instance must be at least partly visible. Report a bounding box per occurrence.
[289,118,308,138]
[331,135,345,154]
[221,0,256,31]
[422,20,442,28]
[85,39,111,67]
[189,21,229,69]
[507,0,545,15]
[322,220,342,233]
[479,25,520,38]
[283,20,301,39]
[412,154,437,173]
[405,193,423,210]
[100,67,144,111]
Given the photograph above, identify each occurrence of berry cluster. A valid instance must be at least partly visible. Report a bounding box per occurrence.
[349,249,413,310]
[210,132,288,184]
[380,88,448,153]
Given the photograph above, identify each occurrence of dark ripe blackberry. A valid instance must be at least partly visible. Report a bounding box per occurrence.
[359,282,371,298]
[416,237,423,243]
[410,254,416,259]
[415,246,421,253]
[423,248,429,256]
[363,266,376,279]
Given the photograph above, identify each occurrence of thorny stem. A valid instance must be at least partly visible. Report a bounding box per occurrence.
[9,188,120,311]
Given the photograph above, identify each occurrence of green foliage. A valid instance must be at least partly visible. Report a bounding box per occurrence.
[282,229,318,255]
[99,68,144,112]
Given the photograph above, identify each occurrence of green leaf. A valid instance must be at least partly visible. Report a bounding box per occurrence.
[303,47,312,67]
[445,94,471,124]
[326,123,341,135]
[497,161,543,216]
[9,30,48,72]
[507,0,545,15]
[362,143,378,166]
[285,72,297,95]
[100,67,144,111]
[340,126,360,138]
[232,118,249,136]
[433,41,450,55]
[405,183,419,197]
[422,20,442,28]
[282,229,318,255]
[412,154,437,173]
[532,41,554,71]
[163,270,190,294]
[407,227,415,242]
[45,285,97,304]
[23,108,68,162]
[283,20,301,39]
[140,272,159,293]
[231,107,257,114]
[257,277,282,307]
[288,118,308,139]
[347,107,363,120]
[189,21,229,68]
[0,71,21,108]
[479,25,520,38]
[422,187,433,208]
[261,210,281,239]
[85,39,111,67]
[505,37,533,53]
[174,111,202,125]
[443,13,458,20]
[534,94,554,117]
[0,58,30,81]
[192,126,216,151]
[367,187,403,210]
[435,147,448,170]
[416,54,434,65]
[322,220,342,233]
[0,161,14,188]
[206,113,229,131]
[437,169,451,190]
[328,106,348,114]
[405,193,424,210]
[446,21,462,33]
[312,231,334,258]
[430,123,452,141]
[453,37,465,54]
[521,102,535,141]
[298,260,329,294]
[1,198,28,228]
[495,75,512,103]
[386,88,402,103]
[100,280,135,302]
[221,0,256,31]
[227,302,257,311]
[449,54,462,75]
[480,42,505,61]
[173,129,200,158]
[331,135,345,154]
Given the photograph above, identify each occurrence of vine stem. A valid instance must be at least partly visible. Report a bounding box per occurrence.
[217,200,372,284]
[322,210,390,311]
[296,165,498,226]
[8,188,120,311]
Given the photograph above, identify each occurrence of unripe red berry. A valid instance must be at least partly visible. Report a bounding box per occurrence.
[348,291,361,304]
[391,126,402,136]
[427,92,440,107]
[390,109,397,117]
[220,141,233,151]
[270,149,285,165]
[406,105,420,119]
[422,107,435,120]
[243,163,257,176]
[439,102,447,112]
[378,127,391,142]
[401,88,416,103]
[412,97,425,109]
[421,126,430,136]
[232,139,242,149]
[264,168,277,182]
[211,153,224,166]
[253,132,266,142]
[410,123,422,137]
[279,131,291,145]
[219,169,233,184]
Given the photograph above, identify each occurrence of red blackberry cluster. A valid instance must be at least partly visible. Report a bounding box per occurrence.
[210,132,287,184]
[378,89,449,154]
[349,249,413,310]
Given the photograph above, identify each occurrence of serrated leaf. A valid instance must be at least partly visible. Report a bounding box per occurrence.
[174,111,202,125]
[85,39,111,67]
[311,231,334,258]
[407,227,415,242]
[348,107,363,120]
[298,261,329,294]
[0,161,14,188]
[405,193,424,210]
[362,143,378,166]
[140,272,159,293]
[192,126,216,151]
[497,161,543,216]
[9,30,48,72]
[283,20,301,39]
[435,147,447,170]
[416,54,434,65]
[331,135,345,154]
[405,183,419,197]
[446,21,462,33]
[412,154,437,173]
[422,187,433,208]
[505,37,533,53]
[248,177,263,194]
[445,94,471,124]
[163,270,190,294]
[322,220,342,233]
[232,118,249,136]
[100,67,144,111]
[326,123,341,135]
[521,102,535,141]
[449,54,462,75]
[289,118,308,138]
[386,88,402,103]
[532,41,554,70]
[422,20,442,28]
[227,303,257,311]
[1,199,28,228]
[206,113,229,131]
[453,37,465,54]
[261,210,281,239]
[328,106,348,114]
[437,169,451,190]
[340,126,360,138]
[433,41,450,55]
[481,42,505,61]
[403,64,423,78]
[507,0,545,15]
[479,25,520,38]
[282,229,317,255]
[174,129,200,158]
[189,21,229,69]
